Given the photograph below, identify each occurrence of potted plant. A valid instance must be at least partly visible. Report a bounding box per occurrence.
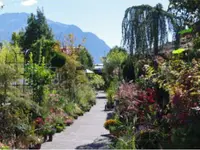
[65,116,74,126]
[55,124,65,133]
[105,101,114,111]
[48,128,56,142]
[42,123,56,142]
[73,115,78,119]
[104,119,122,137]
[28,135,43,149]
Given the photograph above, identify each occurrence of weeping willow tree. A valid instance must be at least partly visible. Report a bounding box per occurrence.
[122,3,176,56]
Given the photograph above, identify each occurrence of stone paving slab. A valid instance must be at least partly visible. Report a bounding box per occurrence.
[41,91,111,149]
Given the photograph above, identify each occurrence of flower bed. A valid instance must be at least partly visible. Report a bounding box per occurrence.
[105,53,200,149]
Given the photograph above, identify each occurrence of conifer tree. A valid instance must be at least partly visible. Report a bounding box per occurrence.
[20,8,55,64]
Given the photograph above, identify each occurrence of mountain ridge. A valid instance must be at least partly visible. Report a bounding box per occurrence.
[0,12,110,63]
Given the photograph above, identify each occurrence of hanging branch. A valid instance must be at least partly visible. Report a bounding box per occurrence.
[122,3,176,56]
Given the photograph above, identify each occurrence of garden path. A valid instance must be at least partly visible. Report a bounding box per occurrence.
[41,91,111,149]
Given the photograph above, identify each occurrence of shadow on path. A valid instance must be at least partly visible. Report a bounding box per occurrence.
[106,112,115,120]
[75,134,112,149]
[96,96,107,99]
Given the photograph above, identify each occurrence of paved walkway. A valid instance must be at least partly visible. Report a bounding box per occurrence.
[41,91,111,149]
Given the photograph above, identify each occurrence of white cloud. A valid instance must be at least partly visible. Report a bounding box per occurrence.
[21,0,37,6]
[0,1,3,7]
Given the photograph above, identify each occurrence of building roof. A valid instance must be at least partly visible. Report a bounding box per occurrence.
[94,64,103,70]
[85,69,94,74]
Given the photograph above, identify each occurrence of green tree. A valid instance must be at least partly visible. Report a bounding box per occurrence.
[88,74,105,90]
[122,56,136,82]
[51,51,66,69]
[0,43,24,98]
[167,0,200,48]
[23,8,53,50]
[122,3,175,55]
[78,47,93,69]
[36,8,53,40]
[25,53,53,104]
[19,8,54,64]
[30,37,56,65]
[23,13,38,50]
[103,46,128,81]
[0,45,42,147]
[168,0,200,27]
[11,31,24,47]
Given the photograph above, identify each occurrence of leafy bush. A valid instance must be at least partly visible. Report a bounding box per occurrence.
[193,36,200,49]
[122,56,135,81]
[103,46,128,85]
[0,13,96,149]
[139,55,200,148]
[51,51,66,68]
[64,102,76,117]
[106,79,119,105]
[55,124,65,133]
[0,143,10,150]
[77,47,93,69]
[110,125,136,149]
[41,123,56,135]
[88,74,105,90]
[25,54,54,104]
[113,135,136,149]
[76,84,96,110]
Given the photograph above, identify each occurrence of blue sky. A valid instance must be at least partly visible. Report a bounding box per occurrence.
[0,0,169,48]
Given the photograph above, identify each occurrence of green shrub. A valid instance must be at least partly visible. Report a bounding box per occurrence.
[112,135,136,149]
[135,129,162,149]
[51,51,66,68]
[74,104,84,116]
[64,102,76,116]
[193,36,200,49]
[76,84,96,110]
[122,56,135,81]
[55,125,65,133]
[88,74,105,90]
[106,79,118,105]
[0,144,10,150]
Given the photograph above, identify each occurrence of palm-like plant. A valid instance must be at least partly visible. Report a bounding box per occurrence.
[122,3,176,56]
